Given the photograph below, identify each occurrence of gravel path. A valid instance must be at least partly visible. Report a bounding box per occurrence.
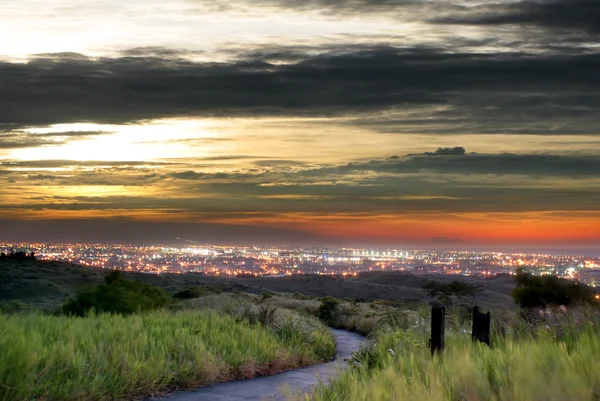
[150,328,365,401]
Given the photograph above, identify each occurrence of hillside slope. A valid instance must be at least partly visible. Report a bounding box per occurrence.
[1,260,515,311]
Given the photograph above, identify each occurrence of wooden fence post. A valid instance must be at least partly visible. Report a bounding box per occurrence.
[471,306,491,346]
[430,305,445,356]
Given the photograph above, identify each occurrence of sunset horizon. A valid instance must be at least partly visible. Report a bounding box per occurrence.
[2,0,599,251]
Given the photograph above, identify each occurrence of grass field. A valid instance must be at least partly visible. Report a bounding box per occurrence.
[307,308,600,401]
[0,310,335,401]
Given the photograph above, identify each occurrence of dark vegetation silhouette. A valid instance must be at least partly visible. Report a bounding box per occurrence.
[318,296,340,325]
[512,269,596,308]
[173,287,207,299]
[62,270,170,316]
[0,300,31,314]
[0,249,36,262]
[423,280,482,306]
[257,304,277,327]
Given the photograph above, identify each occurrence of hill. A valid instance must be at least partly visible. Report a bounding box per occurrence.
[0,259,515,311]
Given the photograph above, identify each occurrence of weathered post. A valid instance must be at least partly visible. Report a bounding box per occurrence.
[430,305,445,356]
[471,306,491,346]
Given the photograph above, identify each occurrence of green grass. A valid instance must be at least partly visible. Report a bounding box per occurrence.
[253,293,420,337]
[0,310,335,401]
[176,293,336,361]
[307,311,600,401]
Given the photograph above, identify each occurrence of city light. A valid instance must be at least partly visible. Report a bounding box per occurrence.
[1,242,598,285]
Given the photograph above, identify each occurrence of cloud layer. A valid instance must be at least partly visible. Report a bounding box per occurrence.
[1,0,599,246]
[1,49,599,135]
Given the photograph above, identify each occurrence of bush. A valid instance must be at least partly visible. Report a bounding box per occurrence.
[0,301,32,315]
[258,305,277,327]
[422,280,481,306]
[318,296,340,325]
[62,270,170,316]
[174,287,207,299]
[512,270,596,308]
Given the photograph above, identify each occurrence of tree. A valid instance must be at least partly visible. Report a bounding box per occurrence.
[0,249,36,262]
[173,287,206,299]
[62,271,170,316]
[423,280,482,306]
[318,296,340,325]
[104,269,122,284]
[512,270,596,308]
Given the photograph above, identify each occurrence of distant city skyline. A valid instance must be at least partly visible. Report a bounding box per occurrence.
[3,242,600,280]
[1,0,599,249]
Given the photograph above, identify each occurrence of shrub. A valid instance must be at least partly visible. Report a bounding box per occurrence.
[512,270,596,308]
[318,296,340,325]
[258,305,277,327]
[62,271,170,316]
[422,280,481,306]
[174,287,207,299]
[0,301,31,315]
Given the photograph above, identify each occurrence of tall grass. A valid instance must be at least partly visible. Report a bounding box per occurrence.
[176,292,336,361]
[0,310,334,401]
[308,310,600,401]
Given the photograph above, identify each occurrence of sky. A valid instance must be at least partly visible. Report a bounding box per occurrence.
[1,0,600,250]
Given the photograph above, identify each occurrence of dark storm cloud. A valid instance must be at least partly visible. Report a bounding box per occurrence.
[5,148,600,214]
[2,48,599,134]
[318,151,600,178]
[8,149,600,188]
[161,150,600,187]
[355,93,600,135]
[433,0,600,34]
[9,181,600,214]
[406,147,466,156]
[0,133,59,149]
[208,0,600,36]
[24,171,161,186]
[159,150,600,212]
[120,47,202,58]
[0,130,110,150]
[243,0,600,35]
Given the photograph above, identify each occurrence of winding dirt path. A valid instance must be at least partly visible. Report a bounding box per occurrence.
[151,328,365,401]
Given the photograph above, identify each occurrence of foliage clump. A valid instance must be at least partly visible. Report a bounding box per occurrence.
[173,286,207,299]
[0,249,36,262]
[62,270,170,316]
[422,280,481,306]
[318,296,340,325]
[0,301,31,315]
[512,270,596,308]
